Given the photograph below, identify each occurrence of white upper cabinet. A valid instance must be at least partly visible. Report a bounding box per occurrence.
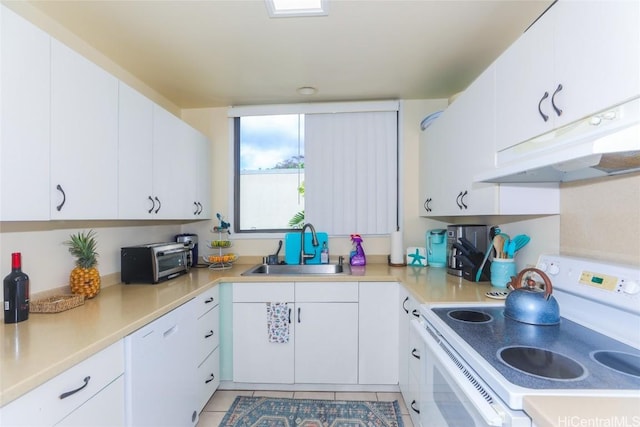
[152,105,192,219]
[496,0,640,151]
[0,6,51,221]
[193,129,211,219]
[420,65,560,217]
[50,39,119,219]
[553,1,640,128]
[118,82,155,219]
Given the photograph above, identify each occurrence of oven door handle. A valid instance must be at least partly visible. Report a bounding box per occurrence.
[412,320,506,426]
[157,248,188,256]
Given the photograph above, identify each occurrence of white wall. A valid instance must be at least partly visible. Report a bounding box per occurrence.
[0,222,184,294]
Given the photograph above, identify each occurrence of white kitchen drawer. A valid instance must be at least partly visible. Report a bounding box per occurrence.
[196,349,220,412]
[195,286,219,317]
[232,282,294,302]
[295,282,358,302]
[196,304,219,364]
[1,340,124,427]
[55,375,124,427]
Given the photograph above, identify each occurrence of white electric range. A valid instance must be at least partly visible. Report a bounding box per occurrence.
[415,254,640,427]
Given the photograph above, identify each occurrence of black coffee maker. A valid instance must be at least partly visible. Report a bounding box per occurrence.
[175,233,199,267]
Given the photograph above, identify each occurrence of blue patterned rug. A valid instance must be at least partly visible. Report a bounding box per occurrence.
[219,396,405,427]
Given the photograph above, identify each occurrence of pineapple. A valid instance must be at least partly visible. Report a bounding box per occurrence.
[65,230,101,298]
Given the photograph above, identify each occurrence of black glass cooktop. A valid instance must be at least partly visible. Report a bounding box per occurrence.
[432,306,640,390]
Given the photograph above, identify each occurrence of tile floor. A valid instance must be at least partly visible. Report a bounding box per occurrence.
[197,389,414,426]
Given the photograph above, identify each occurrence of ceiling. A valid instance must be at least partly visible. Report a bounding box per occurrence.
[26,0,553,109]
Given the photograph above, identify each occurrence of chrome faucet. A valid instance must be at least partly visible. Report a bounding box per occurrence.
[299,223,319,265]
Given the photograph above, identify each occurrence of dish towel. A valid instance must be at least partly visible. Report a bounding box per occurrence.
[266,302,290,343]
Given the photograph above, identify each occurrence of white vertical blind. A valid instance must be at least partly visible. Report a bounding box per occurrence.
[305,111,397,235]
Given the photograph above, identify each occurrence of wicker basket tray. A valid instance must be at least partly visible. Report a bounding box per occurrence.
[30,295,85,313]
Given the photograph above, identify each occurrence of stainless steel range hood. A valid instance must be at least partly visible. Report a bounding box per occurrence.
[475,98,640,183]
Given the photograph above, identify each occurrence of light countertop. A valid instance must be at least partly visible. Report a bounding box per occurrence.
[2,262,638,425]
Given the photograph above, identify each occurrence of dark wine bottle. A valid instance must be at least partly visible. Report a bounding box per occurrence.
[3,252,30,324]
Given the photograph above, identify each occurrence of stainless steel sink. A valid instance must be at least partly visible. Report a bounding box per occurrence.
[241,263,350,276]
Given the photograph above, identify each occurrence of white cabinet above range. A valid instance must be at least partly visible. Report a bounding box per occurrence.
[495,0,640,152]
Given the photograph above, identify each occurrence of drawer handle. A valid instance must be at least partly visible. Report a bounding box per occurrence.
[59,376,90,400]
[205,373,215,384]
[411,348,421,360]
[204,330,214,338]
[410,400,420,414]
[298,307,301,323]
[204,297,214,304]
[412,309,420,318]
[288,308,292,324]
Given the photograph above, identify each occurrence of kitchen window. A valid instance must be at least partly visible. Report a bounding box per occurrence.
[230,101,399,235]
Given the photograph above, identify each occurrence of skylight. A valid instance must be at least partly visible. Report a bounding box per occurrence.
[265,0,328,18]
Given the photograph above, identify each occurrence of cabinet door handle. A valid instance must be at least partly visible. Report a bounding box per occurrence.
[460,190,468,209]
[288,308,292,324]
[205,373,215,384]
[410,400,420,414]
[424,198,432,212]
[193,202,199,215]
[204,297,214,304]
[154,196,161,214]
[204,330,214,338]
[411,348,421,359]
[538,91,550,122]
[148,196,155,214]
[59,376,90,399]
[412,309,420,318]
[298,307,301,323]
[456,191,463,209]
[197,202,203,215]
[56,184,66,211]
[402,296,409,314]
[551,83,563,117]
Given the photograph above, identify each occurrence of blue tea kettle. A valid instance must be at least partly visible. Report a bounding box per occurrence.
[504,267,560,326]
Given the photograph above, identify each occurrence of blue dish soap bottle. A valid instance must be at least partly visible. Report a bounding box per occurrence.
[320,242,329,264]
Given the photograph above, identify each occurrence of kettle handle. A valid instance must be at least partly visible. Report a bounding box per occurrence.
[508,267,554,300]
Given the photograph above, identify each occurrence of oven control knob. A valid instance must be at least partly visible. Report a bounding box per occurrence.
[547,264,560,276]
[622,280,640,295]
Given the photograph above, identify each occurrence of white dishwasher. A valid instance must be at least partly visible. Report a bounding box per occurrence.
[125,299,198,427]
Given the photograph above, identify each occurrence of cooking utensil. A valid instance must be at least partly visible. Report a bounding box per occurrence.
[493,234,506,259]
[504,267,560,325]
[476,226,500,282]
[266,240,282,265]
[511,234,530,253]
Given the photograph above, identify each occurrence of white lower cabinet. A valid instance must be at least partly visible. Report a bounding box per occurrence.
[232,281,359,384]
[409,319,425,427]
[398,288,420,405]
[56,376,124,427]
[125,299,199,427]
[232,282,295,383]
[359,282,399,385]
[193,287,220,412]
[0,340,124,427]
